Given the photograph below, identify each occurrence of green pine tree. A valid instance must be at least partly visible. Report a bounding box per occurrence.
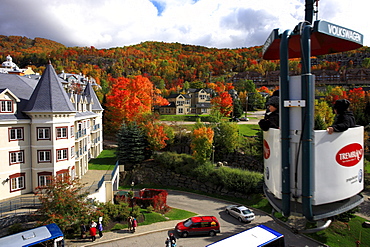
[116,123,149,168]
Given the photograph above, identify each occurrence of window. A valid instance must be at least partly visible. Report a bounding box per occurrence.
[1,100,13,113]
[200,94,206,100]
[56,169,69,182]
[70,126,74,137]
[9,127,23,141]
[71,146,75,158]
[178,108,183,113]
[56,127,68,139]
[38,172,52,187]
[10,173,25,192]
[37,127,51,140]
[38,150,51,163]
[57,148,68,161]
[9,150,24,165]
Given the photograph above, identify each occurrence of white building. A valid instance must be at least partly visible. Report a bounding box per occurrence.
[0,55,36,75]
[0,62,103,201]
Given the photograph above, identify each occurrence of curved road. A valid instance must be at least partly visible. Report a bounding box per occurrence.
[96,190,323,247]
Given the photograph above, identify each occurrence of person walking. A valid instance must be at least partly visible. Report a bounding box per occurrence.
[169,232,177,246]
[80,223,87,239]
[89,222,97,242]
[132,217,138,233]
[127,216,133,232]
[97,221,103,238]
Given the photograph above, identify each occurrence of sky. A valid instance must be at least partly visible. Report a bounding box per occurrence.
[1,0,369,49]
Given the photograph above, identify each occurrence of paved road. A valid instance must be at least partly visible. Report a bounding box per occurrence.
[161,111,265,126]
[94,190,324,247]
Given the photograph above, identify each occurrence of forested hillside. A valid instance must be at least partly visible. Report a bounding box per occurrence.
[1,35,370,100]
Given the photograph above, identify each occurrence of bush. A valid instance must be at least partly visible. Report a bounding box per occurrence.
[146,205,154,213]
[154,152,264,195]
[215,166,263,194]
[194,165,263,194]
[154,152,196,174]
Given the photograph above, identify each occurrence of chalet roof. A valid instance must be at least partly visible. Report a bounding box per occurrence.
[0,74,39,119]
[83,82,104,111]
[167,93,191,99]
[23,63,75,113]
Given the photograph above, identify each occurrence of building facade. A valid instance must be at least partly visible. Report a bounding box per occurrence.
[160,88,212,115]
[0,62,103,201]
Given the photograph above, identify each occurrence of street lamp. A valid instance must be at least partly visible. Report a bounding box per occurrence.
[130,181,135,214]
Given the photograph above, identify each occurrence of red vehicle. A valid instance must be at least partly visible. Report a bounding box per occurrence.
[175,216,220,238]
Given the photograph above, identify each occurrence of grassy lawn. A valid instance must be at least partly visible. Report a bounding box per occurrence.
[238,124,260,136]
[89,149,117,170]
[110,207,197,231]
[306,216,370,247]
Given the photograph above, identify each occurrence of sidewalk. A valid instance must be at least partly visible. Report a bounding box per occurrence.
[65,169,180,246]
[65,220,180,247]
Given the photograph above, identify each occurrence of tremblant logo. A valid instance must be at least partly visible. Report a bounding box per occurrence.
[263,140,270,160]
[335,143,363,167]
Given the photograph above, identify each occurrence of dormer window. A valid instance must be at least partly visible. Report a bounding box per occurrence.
[1,100,13,113]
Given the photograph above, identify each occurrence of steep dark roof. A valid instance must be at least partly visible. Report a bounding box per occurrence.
[0,74,39,119]
[167,93,191,99]
[23,63,75,113]
[83,82,104,111]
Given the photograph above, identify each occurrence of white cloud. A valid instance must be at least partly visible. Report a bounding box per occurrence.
[0,0,368,49]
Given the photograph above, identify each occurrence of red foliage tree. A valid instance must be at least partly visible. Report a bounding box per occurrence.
[105,75,168,130]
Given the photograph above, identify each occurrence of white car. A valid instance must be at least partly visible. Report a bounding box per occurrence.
[225,205,255,223]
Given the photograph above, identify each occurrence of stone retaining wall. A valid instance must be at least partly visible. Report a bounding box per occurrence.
[127,162,253,200]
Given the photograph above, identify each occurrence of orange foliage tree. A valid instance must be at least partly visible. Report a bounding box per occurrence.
[210,82,234,117]
[191,125,214,164]
[105,75,169,150]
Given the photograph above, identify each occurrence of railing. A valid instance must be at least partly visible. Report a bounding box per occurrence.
[0,194,40,218]
[93,124,100,131]
[75,129,87,140]
[86,161,119,202]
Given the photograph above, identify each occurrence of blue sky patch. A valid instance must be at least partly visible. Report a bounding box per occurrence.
[150,0,165,16]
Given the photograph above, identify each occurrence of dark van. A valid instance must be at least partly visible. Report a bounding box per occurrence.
[175,216,220,237]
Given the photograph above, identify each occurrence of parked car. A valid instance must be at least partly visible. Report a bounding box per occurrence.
[229,117,240,122]
[175,216,220,237]
[239,117,249,121]
[225,205,255,223]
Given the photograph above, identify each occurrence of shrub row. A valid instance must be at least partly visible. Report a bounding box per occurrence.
[154,152,263,195]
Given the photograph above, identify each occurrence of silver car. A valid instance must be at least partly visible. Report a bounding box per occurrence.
[225,205,255,223]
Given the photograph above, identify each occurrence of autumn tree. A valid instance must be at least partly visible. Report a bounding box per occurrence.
[348,87,366,125]
[105,75,169,133]
[141,117,170,151]
[211,82,234,117]
[213,121,239,160]
[191,122,214,164]
[314,100,335,130]
[211,92,233,117]
[34,176,102,232]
